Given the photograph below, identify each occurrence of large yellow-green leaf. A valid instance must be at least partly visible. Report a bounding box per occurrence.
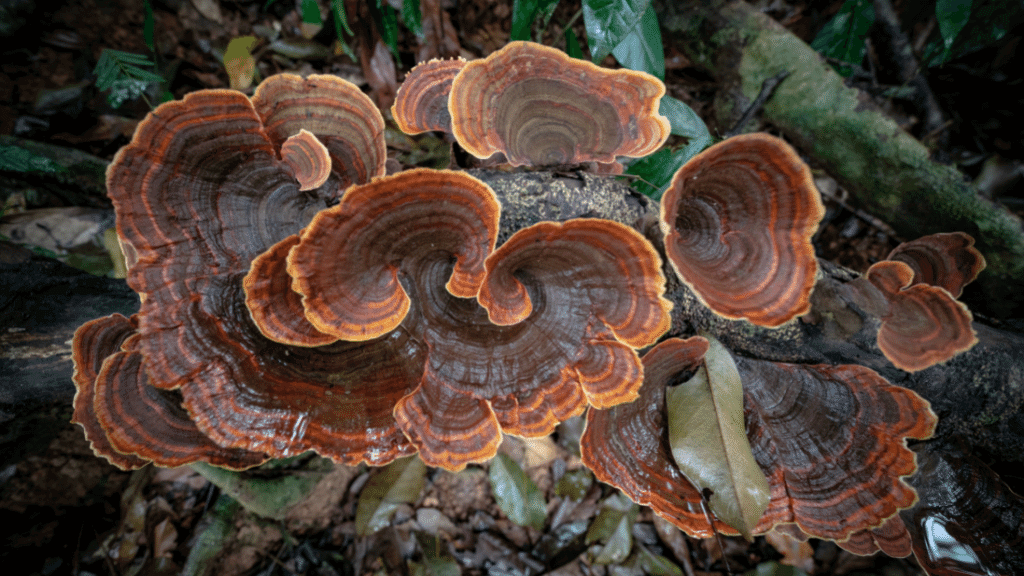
[666,336,769,539]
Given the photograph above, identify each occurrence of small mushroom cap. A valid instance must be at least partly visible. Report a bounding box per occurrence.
[582,337,937,542]
[660,133,824,327]
[287,169,501,341]
[72,314,149,470]
[449,41,670,166]
[280,129,332,191]
[391,58,466,134]
[866,260,978,372]
[887,231,986,298]
[243,234,338,347]
[251,73,387,189]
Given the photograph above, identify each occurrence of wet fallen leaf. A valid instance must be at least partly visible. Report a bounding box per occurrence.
[223,36,258,91]
[355,456,427,536]
[666,335,770,540]
[190,0,222,23]
[556,469,594,501]
[488,453,546,530]
[587,493,638,565]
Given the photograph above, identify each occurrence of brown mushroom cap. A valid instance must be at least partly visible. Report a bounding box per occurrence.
[243,234,338,347]
[582,337,936,542]
[95,76,422,466]
[251,73,387,189]
[72,314,268,470]
[72,314,150,470]
[391,58,466,134]
[449,41,669,166]
[660,134,824,327]
[865,260,978,372]
[836,516,913,558]
[287,169,501,342]
[887,232,986,298]
[280,129,332,191]
[741,357,935,541]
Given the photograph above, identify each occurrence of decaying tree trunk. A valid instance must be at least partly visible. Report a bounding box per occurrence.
[654,0,1024,320]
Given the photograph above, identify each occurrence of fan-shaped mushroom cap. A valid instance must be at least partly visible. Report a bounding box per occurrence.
[72,314,149,470]
[287,169,501,342]
[391,58,466,134]
[660,134,824,327]
[72,314,268,470]
[887,232,986,298]
[251,73,387,189]
[280,129,332,191]
[449,41,670,166]
[289,190,672,469]
[95,76,421,466]
[243,234,338,347]
[581,337,936,542]
[865,260,978,372]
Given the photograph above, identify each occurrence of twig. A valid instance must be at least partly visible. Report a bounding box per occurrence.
[725,70,790,138]
[871,0,947,143]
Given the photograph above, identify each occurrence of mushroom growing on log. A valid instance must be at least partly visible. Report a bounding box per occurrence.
[660,133,825,327]
[447,41,670,167]
[581,336,936,553]
[391,58,466,135]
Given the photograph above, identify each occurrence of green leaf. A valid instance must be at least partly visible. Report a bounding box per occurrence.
[660,95,710,143]
[301,0,323,25]
[511,0,560,41]
[586,494,638,564]
[810,0,875,76]
[625,148,686,198]
[355,456,427,536]
[638,546,684,576]
[610,4,664,80]
[582,0,650,63]
[94,49,163,108]
[143,0,155,52]
[0,145,69,175]
[331,0,354,36]
[411,532,461,576]
[402,0,423,38]
[488,453,546,530]
[922,0,1014,66]
[555,468,593,500]
[666,335,770,540]
[564,27,584,59]
[937,0,973,51]
[372,0,400,58]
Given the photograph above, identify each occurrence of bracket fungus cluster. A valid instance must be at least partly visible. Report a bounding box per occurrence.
[73,69,672,472]
[392,41,670,167]
[580,336,937,555]
[70,41,996,566]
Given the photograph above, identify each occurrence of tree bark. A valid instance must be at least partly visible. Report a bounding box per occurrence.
[655,0,1024,319]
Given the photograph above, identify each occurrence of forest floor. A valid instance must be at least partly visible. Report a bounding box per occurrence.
[1,0,1022,575]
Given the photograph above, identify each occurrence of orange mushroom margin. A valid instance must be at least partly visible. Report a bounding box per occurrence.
[660,133,825,328]
[581,337,936,553]
[254,168,673,470]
